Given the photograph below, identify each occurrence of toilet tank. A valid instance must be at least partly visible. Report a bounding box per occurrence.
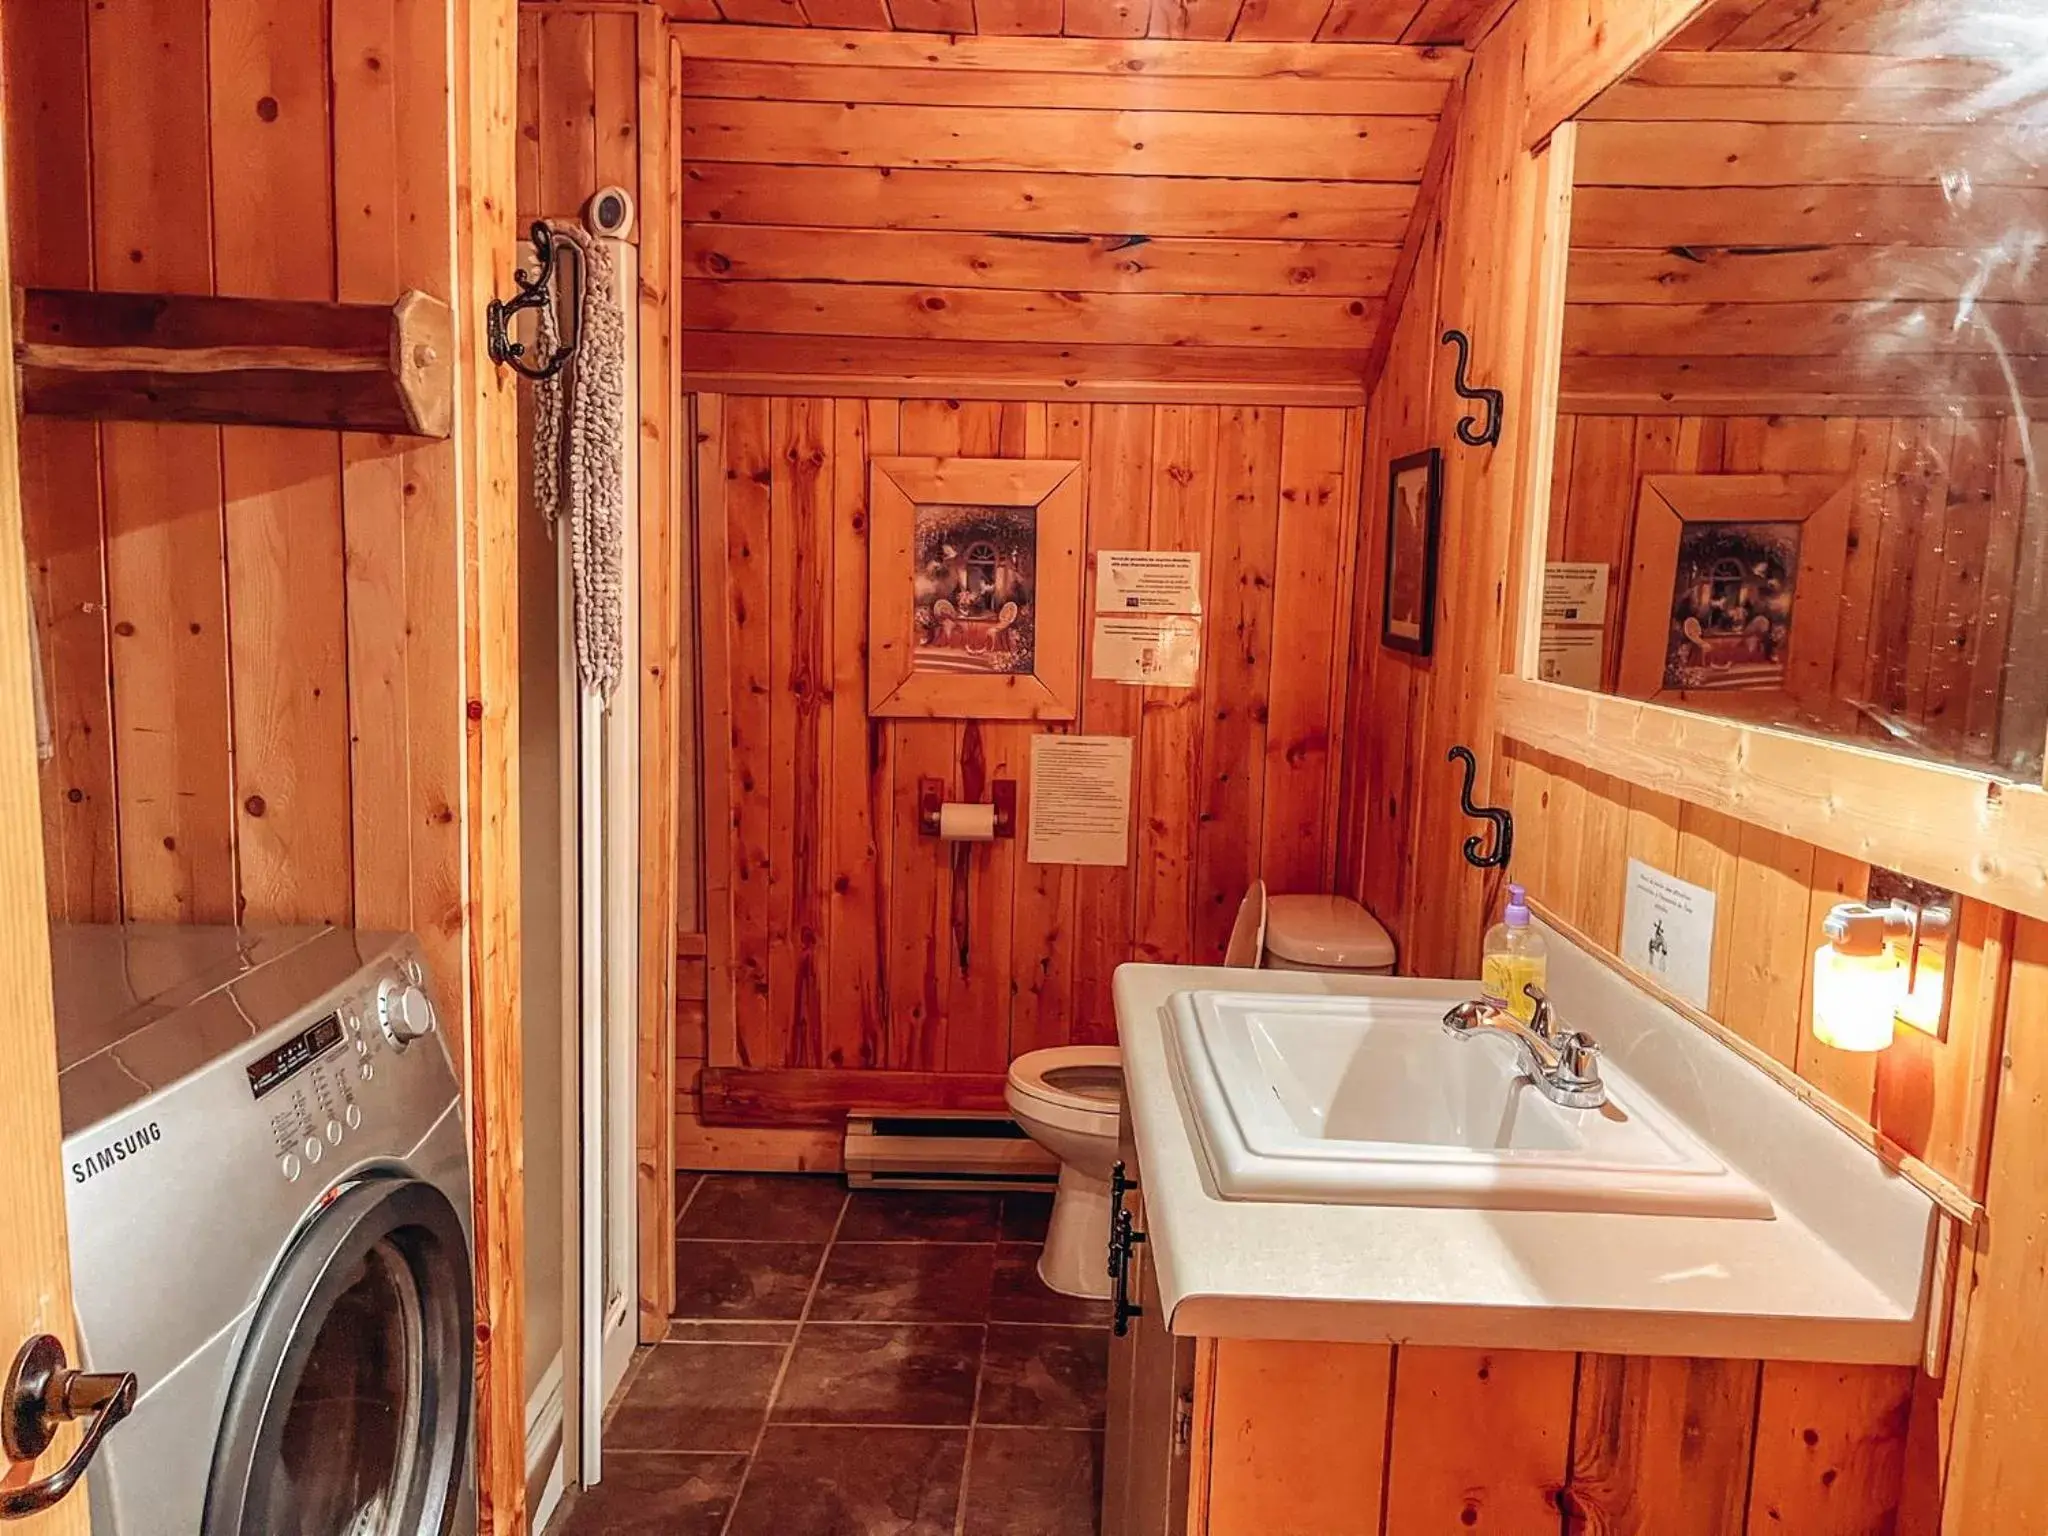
[1261,894,1397,974]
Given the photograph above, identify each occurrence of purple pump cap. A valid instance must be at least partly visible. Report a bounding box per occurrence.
[1505,883,1530,927]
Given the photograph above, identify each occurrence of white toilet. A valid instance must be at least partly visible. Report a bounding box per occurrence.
[1006,890,1398,1297]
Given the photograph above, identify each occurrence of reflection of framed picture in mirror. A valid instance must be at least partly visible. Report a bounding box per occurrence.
[1381,448,1443,656]
[1617,474,1853,723]
[868,456,1083,720]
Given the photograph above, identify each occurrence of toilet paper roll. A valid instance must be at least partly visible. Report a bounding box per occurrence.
[937,802,998,842]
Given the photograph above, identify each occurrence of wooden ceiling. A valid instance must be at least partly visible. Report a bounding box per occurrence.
[1560,47,2048,415]
[663,0,1499,45]
[1671,0,2029,54]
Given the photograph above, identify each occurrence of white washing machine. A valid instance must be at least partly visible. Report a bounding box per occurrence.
[51,924,477,1536]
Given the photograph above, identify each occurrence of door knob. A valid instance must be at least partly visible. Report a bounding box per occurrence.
[1,1334,136,1519]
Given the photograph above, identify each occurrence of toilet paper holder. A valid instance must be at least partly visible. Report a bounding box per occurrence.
[918,776,1016,839]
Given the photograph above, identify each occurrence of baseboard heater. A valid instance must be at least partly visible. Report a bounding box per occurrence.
[844,1112,1059,1192]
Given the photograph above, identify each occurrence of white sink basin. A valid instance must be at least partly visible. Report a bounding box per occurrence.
[1166,989,1773,1220]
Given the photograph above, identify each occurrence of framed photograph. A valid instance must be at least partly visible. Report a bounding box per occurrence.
[868,456,1084,720]
[1617,474,1853,722]
[1381,448,1443,656]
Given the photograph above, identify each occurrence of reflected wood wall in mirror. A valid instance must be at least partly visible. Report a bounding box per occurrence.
[1542,5,2048,785]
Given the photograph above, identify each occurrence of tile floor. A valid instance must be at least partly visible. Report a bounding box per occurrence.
[545,1174,1109,1536]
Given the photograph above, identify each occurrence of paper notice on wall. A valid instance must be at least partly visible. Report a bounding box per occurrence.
[1538,627,1604,690]
[1620,858,1718,1010]
[1543,562,1610,627]
[1091,616,1201,688]
[1027,735,1134,867]
[1096,551,1202,614]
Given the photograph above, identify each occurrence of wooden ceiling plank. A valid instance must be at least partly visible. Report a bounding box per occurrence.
[973,0,1067,32]
[1398,0,1494,45]
[679,56,1452,112]
[1564,300,2048,359]
[887,0,980,31]
[1712,0,1841,51]
[681,331,1372,404]
[1572,184,2048,248]
[1577,119,2044,189]
[1316,0,1427,43]
[1361,74,1460,394]
[667,25,1469,79]
[1622,50,2002,91]
[681,99,1437,181]
[1062,0,1150,37]
[683,276,1383,348]
[1584,82,2025,126]
[1667,0,1757,49]
[799,0,896,27]
[1568,246,2046,307]
[1147,0,1246,39]
[1228,0,1339,41]
[683,162,1422,239]
[1557,352,2048,415]
[715,0,813,25]
[685,223,1401,295]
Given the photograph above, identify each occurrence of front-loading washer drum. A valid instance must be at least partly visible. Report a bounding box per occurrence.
[203,1177,474,1536]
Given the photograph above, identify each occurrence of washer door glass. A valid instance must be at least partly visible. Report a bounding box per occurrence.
[205,1178,473,1536]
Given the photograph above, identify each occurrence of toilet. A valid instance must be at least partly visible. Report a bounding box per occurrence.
[1006,891,1398,1297]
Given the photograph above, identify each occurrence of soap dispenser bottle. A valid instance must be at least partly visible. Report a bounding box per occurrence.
[1481,883,1548,1024]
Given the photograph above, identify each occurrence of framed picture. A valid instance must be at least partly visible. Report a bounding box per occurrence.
[1617,474,1853,722]
[1381,448,1443,656]
[868,456,1084,720]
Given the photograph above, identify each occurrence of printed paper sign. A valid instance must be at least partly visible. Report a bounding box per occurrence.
[1538,628,1604,690]
[1096,551,1202,614]
[1620,858,1718,1009]
[1543,562,1610,627]
[1091,616,1201,688]
[1027,735,1134,867]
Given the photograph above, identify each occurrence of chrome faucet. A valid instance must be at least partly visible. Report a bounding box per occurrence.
[1442,985,1607,1109]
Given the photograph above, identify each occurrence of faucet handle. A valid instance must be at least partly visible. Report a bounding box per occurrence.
[1555,1030,1602,1086]
[1523,983,1558,1039]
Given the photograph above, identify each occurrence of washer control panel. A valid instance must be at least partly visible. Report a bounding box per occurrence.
[260,965,422,1181]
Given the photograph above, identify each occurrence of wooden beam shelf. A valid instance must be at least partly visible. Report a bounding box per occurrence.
[14,287,454,438]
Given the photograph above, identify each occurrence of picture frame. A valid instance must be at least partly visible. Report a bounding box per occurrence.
[867,456,1084,721]
[1381,447,1443,656]
[1616,473,1853,726]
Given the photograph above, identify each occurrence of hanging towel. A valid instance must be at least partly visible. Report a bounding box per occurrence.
[533,223,627,702]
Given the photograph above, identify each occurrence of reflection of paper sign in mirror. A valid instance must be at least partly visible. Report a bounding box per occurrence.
[914,503,1037,676]
[1381,447,1443,656]
[1617,473,1852,726]
[1662,520,1803,692]
[869,457,1083,721]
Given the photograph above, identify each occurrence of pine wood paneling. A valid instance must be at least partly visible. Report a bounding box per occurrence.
[678,26,1460,396]
[698,394,1364,1103]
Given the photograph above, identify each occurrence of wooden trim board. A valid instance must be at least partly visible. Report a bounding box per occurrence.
[699,1067,1013,1126]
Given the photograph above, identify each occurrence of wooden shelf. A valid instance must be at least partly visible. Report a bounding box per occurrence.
[14,287,453,438]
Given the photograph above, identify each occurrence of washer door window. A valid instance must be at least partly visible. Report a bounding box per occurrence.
[205,1178,473,1536]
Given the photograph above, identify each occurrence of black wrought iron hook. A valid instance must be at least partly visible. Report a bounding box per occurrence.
[1440,329,1504,449]
[486,220,582,382]
[1447,745,1514,870]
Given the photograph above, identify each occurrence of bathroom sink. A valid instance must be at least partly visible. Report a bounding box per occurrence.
[1165,990,1773,1219]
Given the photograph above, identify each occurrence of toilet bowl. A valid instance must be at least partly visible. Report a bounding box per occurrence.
[1005,1047,1124,1298]
[1006,894,1399,1298]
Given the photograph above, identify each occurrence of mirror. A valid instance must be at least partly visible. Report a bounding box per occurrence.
[1543,2,2048,785]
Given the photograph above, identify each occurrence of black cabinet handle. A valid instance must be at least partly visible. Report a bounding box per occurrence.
[1108,1160,1147,1337]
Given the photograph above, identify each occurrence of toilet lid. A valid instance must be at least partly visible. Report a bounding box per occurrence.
[1009,1047,1123,1115]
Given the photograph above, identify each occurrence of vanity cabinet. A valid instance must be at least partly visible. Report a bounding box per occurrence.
[1101,1140,1926,1536]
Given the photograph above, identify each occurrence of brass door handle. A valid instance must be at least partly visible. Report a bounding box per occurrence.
[1,1334,137,1519]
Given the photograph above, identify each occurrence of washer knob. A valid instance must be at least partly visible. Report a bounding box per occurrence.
[379,980,437,1048]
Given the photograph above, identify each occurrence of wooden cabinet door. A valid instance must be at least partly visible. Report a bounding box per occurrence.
[1101,1125,1197,1536]
[0,44,91,1532]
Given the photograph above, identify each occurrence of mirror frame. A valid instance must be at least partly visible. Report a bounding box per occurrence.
[1493,9,2048,926]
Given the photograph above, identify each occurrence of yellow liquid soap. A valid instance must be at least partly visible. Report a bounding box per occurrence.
[1480,884,1548,1023]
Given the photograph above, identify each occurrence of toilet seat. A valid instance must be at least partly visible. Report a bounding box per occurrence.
[1007,1046,1122,1137]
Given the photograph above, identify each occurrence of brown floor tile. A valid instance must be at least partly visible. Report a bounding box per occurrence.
[666,1319,798,1344]
[1000,1191,1054,1243]
[990,1244,1114,1327]
[673,1239,824,1320]
[678,1173,846,1241]
[725,1426,966,1536]
[961,1427,1102,1536]
[811,1242,996,1323]
[978,1324,1109,1429]
[774,1323,983,1427]
[839,1189,1002,1242]
[609,1341,783,1452]
[547,1452,746,1536]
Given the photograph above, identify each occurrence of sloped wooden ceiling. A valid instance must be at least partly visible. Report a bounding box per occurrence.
[679,26,1465,402]
[1559,47,2048,414]
[663,0,1497,44]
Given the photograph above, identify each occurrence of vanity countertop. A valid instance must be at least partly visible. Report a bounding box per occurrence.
[1115,933,1937,1364]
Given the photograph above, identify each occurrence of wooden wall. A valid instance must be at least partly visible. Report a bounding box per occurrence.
[1548,411,2042,781]
[677,25,1462,401]
[693,394,1362,1116]
[662,0,1500,43]
[4,0,468,1007]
